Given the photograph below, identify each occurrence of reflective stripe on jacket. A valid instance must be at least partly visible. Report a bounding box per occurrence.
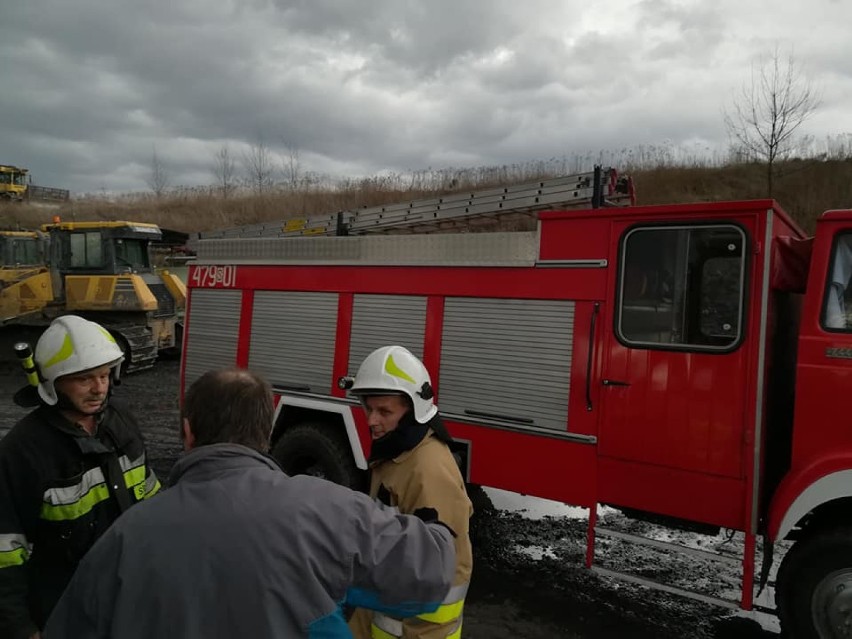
[351,431,474,639]
[371,581,468,639]
[0,400,158,638]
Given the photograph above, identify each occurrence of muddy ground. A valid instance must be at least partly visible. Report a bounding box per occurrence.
[0,335,781,638]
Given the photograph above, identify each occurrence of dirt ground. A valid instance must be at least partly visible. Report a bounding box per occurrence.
[0,337,782,638]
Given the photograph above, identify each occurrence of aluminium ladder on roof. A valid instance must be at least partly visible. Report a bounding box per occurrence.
[196,165,633,241]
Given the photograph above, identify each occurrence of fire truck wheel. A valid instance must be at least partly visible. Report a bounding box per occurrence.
[271,422,362,490]
[776,526,852,639]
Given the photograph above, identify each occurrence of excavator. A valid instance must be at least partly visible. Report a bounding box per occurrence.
[0,220,186,373]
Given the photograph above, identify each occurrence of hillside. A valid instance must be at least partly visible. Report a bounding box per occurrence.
[2,159,851,235]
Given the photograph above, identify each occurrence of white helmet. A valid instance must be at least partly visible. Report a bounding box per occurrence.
[350,345,437,424]
[34,315,124,405]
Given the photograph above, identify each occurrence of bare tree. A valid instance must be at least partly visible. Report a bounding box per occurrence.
[146,147,170,198]
[242,138,276,195]
[283,145,301,190]
[724,47,820,196]
[212,145,237,198]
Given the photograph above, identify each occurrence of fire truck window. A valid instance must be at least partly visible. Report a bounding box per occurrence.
[69,232,104,269]
[699,256,742,342]
[823,234,852,330]
[618,226,745,349]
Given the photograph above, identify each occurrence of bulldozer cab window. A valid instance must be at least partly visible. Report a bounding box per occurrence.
[69,232,103,269]
[617,224,746,350]
[12,239,39,266]
[114,238,149,271]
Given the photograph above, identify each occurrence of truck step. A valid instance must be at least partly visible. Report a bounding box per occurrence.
[590,524,753,611]
[595,527,740,565]
[590,566,741,610]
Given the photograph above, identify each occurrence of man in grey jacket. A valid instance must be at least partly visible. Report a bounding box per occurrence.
[44,368,456,639]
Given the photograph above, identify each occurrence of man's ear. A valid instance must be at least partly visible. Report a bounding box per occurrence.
[182,418,195,451]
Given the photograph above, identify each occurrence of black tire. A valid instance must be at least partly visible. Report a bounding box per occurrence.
[776,526,852,638]
[467,483,496,516]
[466,483,496,550]
[271,422,363,490]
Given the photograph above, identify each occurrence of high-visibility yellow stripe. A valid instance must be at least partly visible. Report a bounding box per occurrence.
[43,467,106,505]
[123,464,146,490]
[41,483,111,521]
[384,354,415,384]
[145,478,161,498]
[119,454,144,473]
[371,613,403,638]
[0,533,30,552]
[125,462,161,501]
[0,533,30,569]
[370,624,398,639]
[415,598,464,624]
[42,456,153,520]
[98,326,117,344]
[44,333,74,368]
[0,547,28,568]
[372,614,463,639]
[123,455,160,498]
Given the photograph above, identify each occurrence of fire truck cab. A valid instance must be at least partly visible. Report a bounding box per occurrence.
[183,193,852,638]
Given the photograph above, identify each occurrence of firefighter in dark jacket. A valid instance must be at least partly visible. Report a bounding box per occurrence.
[0,315,160,639]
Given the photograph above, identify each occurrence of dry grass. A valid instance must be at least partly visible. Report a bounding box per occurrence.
[2,157,852,236]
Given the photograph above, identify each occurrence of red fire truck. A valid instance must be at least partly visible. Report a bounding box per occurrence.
[182,168,852,638]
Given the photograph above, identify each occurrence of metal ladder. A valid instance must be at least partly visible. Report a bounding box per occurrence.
[196,166,633,241]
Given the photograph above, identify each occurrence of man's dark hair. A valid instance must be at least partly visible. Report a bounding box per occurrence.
[182,368,273,451]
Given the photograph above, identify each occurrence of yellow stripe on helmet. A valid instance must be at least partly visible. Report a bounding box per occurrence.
[384,354,416,384]
[44,333,75,369]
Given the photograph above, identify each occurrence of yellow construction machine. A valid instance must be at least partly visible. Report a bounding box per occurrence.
[0,220,186,372]
[0,164,70,202]
[0,231,47,287]
[0,166,30,201]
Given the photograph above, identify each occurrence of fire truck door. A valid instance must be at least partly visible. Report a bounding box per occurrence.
[598,221,753,480]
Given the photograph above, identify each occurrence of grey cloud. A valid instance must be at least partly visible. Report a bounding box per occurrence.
[1,0,851,193]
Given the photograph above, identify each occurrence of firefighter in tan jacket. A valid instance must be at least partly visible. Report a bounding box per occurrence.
[348,346,473,639]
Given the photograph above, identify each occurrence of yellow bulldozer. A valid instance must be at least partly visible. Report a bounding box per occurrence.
[0,220,186,372]
[0,230,48,287]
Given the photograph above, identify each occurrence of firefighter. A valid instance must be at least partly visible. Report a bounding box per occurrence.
[0,315,160,639]
[348,345,473,639]
[45,368,458,639]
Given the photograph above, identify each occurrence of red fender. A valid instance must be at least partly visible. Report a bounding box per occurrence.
[768,454,852,540]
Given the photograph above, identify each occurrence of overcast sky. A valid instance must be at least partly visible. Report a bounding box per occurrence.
[1,0,849,195]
